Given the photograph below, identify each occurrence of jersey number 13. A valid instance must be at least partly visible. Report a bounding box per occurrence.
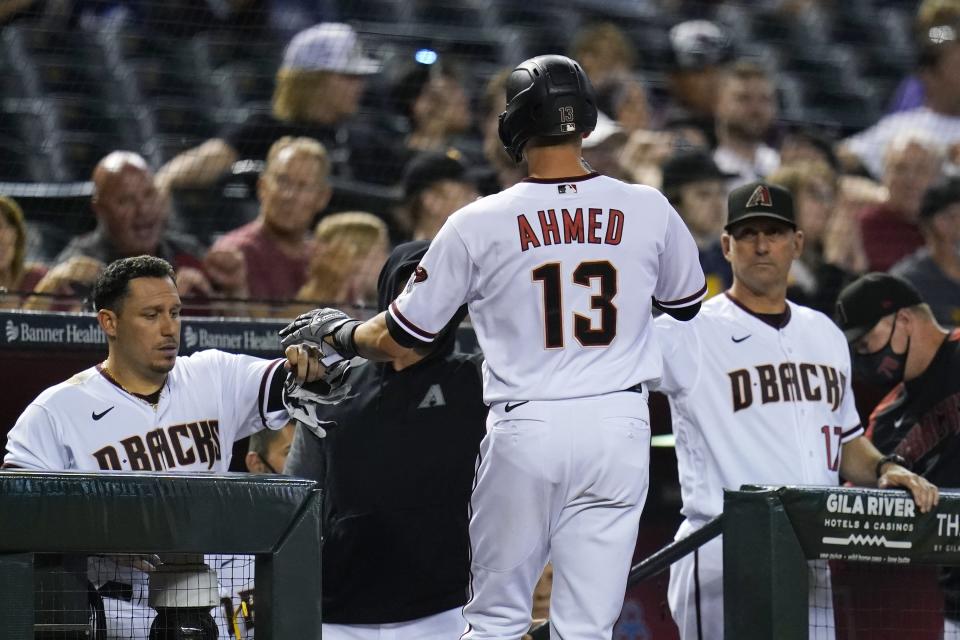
[532,260,617,348]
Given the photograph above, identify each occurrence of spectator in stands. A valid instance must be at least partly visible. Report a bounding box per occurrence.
[594,73,652,135]
[43,151,241,305]
[396,151,478,242]
[283,239,487,640]
[888,0,960,113]
[291,211,388,313]
[835,273,960,638]
[891,177,960,327]
[660,150,734,298]
[859,133,943,272]
[570,22,636,89]
[768,160,854,314]
[387,58,475,169]
[779,125,840,171]
[571,23,651,134]
[661,19,734,146]
[713,60,780,187]
[840,5,960,178]
[210,136,331,303]
[156,23,386,190]
[0,195,47,308]
[479,69,525,193]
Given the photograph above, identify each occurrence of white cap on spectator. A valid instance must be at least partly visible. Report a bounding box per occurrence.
[282,23,381,75]
[582,111,626,149]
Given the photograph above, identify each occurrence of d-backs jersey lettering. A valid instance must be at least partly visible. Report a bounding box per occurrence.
[4,350,287,471]
[387,173,706,402]
[654,294,862,523]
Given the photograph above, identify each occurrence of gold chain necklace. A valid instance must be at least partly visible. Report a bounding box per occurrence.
[101,362,163,409]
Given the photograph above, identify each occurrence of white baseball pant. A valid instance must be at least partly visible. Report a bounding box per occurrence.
[668,520,835,639]
[462,389,651,640]
[321,607,466,639]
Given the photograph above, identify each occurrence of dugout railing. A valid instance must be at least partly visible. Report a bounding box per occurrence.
[0,471,322,639]
[531,485,960,639]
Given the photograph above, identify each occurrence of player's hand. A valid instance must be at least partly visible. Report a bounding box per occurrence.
[279,307,354,349]
[879,466,939,514]
[285,343,328,385]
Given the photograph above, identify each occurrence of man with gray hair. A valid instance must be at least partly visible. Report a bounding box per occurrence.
[858,132,943,272]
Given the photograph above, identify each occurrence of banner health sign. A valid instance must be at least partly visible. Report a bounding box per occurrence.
[0,311,480,358]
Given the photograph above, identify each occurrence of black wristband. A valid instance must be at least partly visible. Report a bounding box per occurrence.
[875,453,909,479]
[331,320,362,359]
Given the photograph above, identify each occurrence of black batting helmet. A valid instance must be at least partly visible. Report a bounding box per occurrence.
[497,55,598,163]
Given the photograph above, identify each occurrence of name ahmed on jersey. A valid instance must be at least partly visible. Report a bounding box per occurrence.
[516,207,624,252]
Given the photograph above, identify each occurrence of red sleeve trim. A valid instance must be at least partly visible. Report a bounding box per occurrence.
[257,359,284,428]
[655,282,708,308]
[389,302,437,341]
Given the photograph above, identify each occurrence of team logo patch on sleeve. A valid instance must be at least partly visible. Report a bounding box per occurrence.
[414,266,428,282]
[745,184,773,208]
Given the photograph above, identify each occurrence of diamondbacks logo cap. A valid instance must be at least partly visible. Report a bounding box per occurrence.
[724,181,796,231]
[834,273,923,342]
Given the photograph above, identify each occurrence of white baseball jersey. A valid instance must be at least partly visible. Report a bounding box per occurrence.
[386,173,706,403]
[653,294,863,523]
[4,350,288,472]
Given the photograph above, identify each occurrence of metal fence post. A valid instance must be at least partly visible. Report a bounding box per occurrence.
[724,487,807,640]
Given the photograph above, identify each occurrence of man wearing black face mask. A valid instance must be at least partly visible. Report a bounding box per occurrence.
[835,272,960,637]
[837,272,959,475]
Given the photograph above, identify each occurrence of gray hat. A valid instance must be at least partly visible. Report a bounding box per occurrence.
[282,23,381,75]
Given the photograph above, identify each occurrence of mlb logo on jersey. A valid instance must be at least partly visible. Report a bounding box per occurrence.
[557,184,578,195]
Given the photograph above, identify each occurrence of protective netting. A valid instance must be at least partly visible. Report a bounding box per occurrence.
[1,0,956,320]
[34,553,255,639]
[808,559,960,640]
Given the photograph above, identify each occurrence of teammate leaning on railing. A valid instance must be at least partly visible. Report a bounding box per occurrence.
[653,181,938,640]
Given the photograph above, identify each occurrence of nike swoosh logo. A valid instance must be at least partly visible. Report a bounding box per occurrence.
[504,401,529,413]
[92,406,115,421]
[731,335,751,343]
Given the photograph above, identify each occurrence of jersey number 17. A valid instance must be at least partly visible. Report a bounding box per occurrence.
[532,260,617,348]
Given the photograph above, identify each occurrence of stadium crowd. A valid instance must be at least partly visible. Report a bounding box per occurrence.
[0,0,957,323]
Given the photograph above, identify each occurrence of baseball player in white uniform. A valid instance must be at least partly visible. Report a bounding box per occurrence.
[653,181,939,640]
[280,55,707,640]
[3,255,289,639]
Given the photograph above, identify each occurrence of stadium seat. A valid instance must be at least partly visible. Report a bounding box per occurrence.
[18,55,111,100]
[0,143,54,182]
[412,0,484,26]
[1,24,97,61]
[190,31,283,75]
[142,135,208,169]
[117,60,209,105]
[335,0,408,23]
[136,101,219,141]
[45,131,125,182]
[212,63,276,109]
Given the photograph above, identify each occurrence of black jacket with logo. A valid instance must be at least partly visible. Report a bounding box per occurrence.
[284,241,487,624]
[866,328,960,616]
